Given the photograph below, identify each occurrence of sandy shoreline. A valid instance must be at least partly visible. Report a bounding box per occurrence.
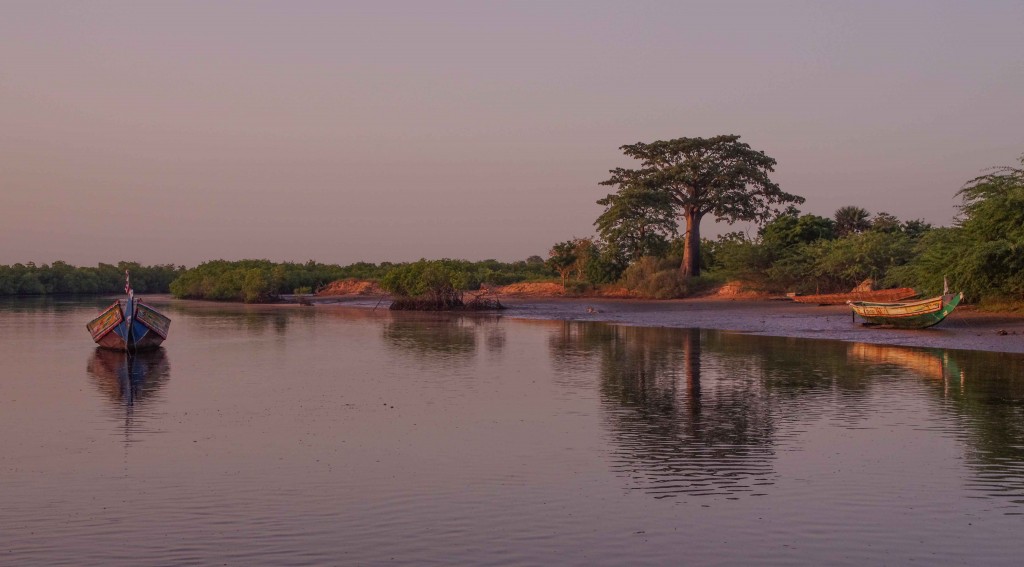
[314,295,1024,354]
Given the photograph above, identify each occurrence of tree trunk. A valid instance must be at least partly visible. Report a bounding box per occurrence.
[680,209,702,277]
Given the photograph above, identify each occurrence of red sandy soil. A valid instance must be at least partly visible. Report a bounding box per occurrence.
[315,279,637,299]
[316,279,384,296]
[490,282,636,298]
[487,282,566,296]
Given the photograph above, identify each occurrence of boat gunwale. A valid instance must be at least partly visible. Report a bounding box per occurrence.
[135,301,171,339]
[86,301,124,342]
[848,295,949,309]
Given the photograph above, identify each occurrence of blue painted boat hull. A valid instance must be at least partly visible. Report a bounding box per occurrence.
[87,298,170,351]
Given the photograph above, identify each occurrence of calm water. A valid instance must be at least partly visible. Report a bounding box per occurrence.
[3,296,1024,565]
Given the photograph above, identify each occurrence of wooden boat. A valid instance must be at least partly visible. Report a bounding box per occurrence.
[789,287,917,305]
[848,292,962,329]
[86,272,171,350]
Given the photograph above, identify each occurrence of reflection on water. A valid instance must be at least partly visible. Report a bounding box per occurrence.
[847,343,1024,504]
[929,350,1024,506]
[384,316,477,358]
[0,295,93,314]
[849,342,961,383]
[178,306,299,334]
[552,325,775,498]
[550,321,1024,505]
[5,301,1024,564]
[86,348,170,441]
[382,314,506,361]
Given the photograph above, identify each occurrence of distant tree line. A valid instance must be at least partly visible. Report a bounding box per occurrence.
[168,257,553,303]
[1,256,555,304]
[169,260,375,303]
[0,261,182,296]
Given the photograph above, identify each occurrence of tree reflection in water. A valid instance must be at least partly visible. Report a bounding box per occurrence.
[382,314,507,363]
[550,323,776,498]
[550,321,1024,505]
[383,315,478,360]
[178,304,312,335]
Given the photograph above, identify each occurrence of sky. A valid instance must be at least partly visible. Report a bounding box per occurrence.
[1,1,1022,267]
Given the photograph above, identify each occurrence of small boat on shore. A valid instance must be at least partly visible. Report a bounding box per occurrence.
[789,287,917,305]
[86,271,171,350]
[849,292,962,329]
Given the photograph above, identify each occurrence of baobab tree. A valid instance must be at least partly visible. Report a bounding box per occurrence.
[600,135,803,277]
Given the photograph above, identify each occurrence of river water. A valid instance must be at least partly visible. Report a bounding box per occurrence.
[2,296,1024,565]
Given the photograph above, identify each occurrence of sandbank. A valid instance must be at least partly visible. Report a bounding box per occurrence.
[315,295,1024,354]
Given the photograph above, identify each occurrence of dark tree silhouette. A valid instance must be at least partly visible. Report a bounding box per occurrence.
[600,135,802,277]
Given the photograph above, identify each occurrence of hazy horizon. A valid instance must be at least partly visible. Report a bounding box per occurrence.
[2,1,1022,266]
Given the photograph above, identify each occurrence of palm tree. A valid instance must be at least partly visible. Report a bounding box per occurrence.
[834,206,871,237]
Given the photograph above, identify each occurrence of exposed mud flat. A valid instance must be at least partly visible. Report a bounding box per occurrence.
[499,297,1024,354]
[310,282,1024,353]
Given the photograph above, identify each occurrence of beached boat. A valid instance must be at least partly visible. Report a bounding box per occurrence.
[790,287,917,305]
[86,272,171,350]
[848,292,962,329]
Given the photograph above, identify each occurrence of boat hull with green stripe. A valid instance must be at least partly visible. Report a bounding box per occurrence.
[848,292,962,329]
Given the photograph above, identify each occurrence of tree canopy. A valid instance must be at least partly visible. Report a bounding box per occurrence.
[600,135,802,276]
[546,241,578,289]
[594,184,677,263]
[759,210,836,251]
[952,156,1024,299]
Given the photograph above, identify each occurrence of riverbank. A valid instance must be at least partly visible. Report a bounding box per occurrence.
[311,294,1024,354]
[512,297,1024,353]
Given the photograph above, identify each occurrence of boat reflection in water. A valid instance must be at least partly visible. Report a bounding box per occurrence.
[86,348,170,440]
[849,342,963,389]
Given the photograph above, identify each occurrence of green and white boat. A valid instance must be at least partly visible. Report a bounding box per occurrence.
[849,292,962,329]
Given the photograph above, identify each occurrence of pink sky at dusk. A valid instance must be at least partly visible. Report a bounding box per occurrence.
[2,1,1022,266]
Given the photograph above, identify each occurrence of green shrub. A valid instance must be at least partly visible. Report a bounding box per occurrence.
[380,259,475,309]
[622,257,687,298]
